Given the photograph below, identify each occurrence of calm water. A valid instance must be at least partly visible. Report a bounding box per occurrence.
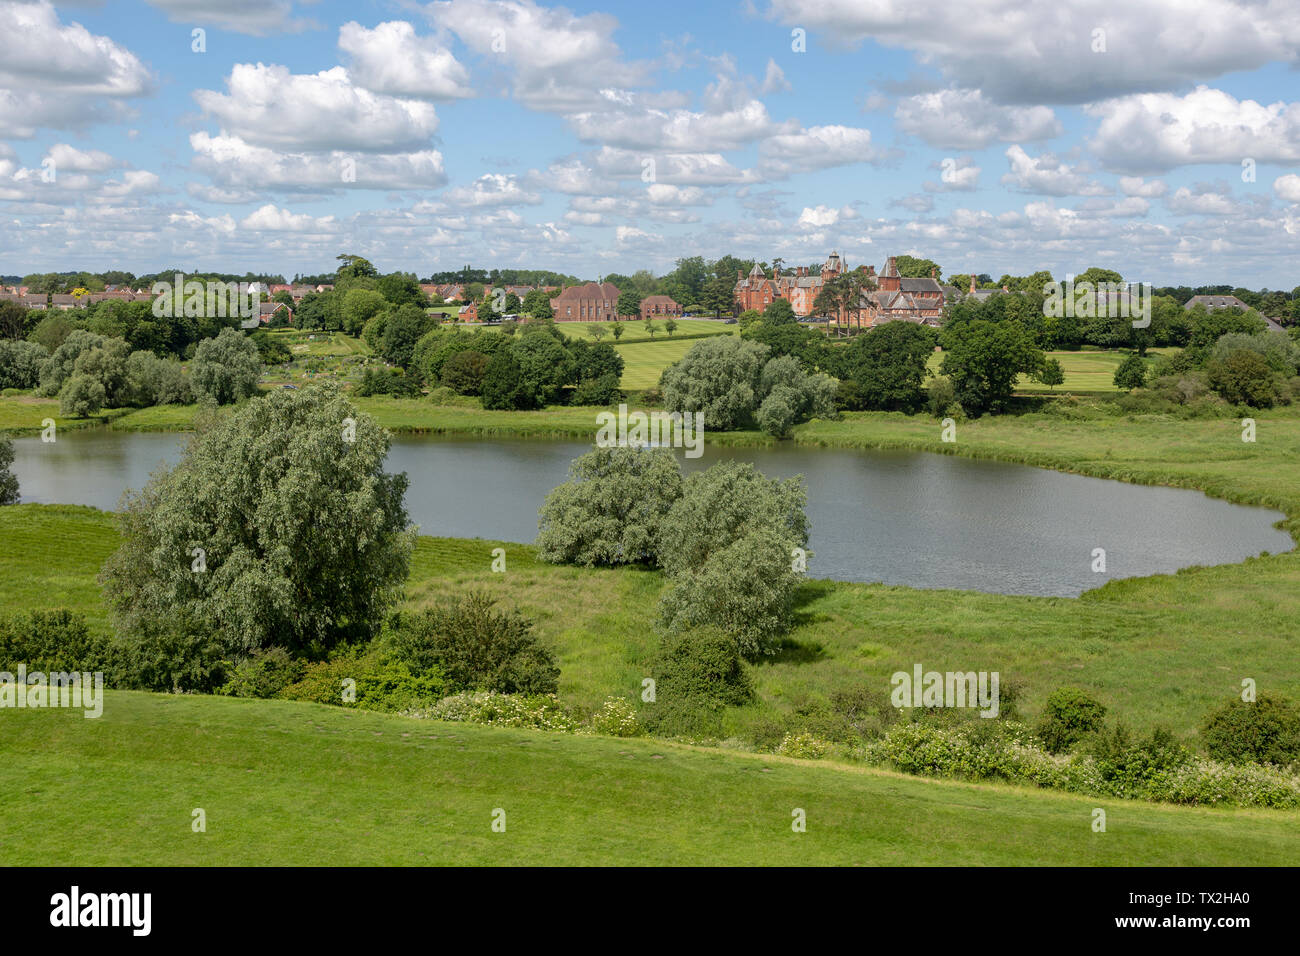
[10,430,1293,597]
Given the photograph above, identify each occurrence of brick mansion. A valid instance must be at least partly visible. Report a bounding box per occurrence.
[734,252,951,328]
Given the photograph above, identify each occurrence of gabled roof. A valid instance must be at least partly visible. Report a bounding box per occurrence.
[1185,294,1248,310]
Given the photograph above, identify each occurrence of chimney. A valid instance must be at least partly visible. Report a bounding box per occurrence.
[930,267,936,278]
[969,275,976,294]
[737,269,743,281]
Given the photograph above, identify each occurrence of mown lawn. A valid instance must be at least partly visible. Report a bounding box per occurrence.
[1,691,1294,865]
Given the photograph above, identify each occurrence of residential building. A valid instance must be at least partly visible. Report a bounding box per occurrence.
[639,294,682,320]
[552,281,623,321]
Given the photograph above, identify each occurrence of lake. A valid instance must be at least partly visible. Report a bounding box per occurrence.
[10,429,1293,597]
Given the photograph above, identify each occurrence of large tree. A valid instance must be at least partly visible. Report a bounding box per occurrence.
[191,327,261,405]
[939,319,1044,415]
[100,387,413,657]
[843,321,938,411]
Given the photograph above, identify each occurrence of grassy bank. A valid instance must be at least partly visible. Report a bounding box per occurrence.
[2,690,1294,865]
[5,494,1299,743]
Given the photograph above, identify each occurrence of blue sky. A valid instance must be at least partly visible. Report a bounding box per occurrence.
[2,0,1299,286]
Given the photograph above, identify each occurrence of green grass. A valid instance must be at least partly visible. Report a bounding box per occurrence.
[616,335,724,389]
[925,348,1168,395]
[2,690,1294,865]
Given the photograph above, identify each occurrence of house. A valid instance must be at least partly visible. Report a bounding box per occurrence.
[49,294,83,310]
[458,303,478,322]
[857,258,945,326]
[1185,294,1250,312]
[640,295,682,320]
[259,301,293,325]
[552,281,623,321]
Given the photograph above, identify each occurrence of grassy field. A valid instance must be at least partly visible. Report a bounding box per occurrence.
[924,348,1167,394]
[6,395,1300,740]
[2,690,1294,866]
[615,335,720,388]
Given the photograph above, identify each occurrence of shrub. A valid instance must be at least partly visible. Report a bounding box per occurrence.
[1035,687,1108,753]
[0,339,49,390]
[536,445,683,567]
[115,614,229,693]
[1201,695,1300,766]
[356,367,421,397]
[659,336,769,429]
[641,630,753,737]
[481,351,532,410]
[0,609,117,676]
[0,434,18,505]
[926,377,956,416]
[1205,350,1282,407]
[419,691,577,732]
[777,732,831,759]
[756,384,799,437]
[58,373,107,417]
[221,647,305,699]
[588,696,642,737]
[278,647,447,713]
[571,371,621,406]
[439,350,490,395]
[383,591,559,695]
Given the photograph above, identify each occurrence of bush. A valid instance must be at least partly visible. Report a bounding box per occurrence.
[356,367,421,397]
[571,371,622,406]
[925,377,956,416]
[641,630,753,737]
[0,434,18,505]
[1205,350,1283,407]
[439,350,490,395]
[588,696,642,737]
[756,384,799,437]
[0,339,49,390]
[278,647,447,713]
[221,647,305,699]
[419,691,577,732]
[115,615,229,693]
[0,609,117,676]
[1035,687,1108,753]
[481,351,531,409]
[536,445,683,567]
[1201,695,1300,766]
[383,591,558,695]
[777,732,831,759]
[659,336,769,429]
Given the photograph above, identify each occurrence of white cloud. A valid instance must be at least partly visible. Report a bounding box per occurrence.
[0,1,152,137]
[1086,86,1300,173]
[568,97,783,152]
[797,204,857,228]
[1118,176,1168,198]
[895,89,1060,149]
[759,124,890,177]
[431,0,649,111]
[240,204,337,232]
[1001,145,1109,196]
[1166,185,1241,216]
[145,0,311,35]
[768,0,1300,105]
[190,131,448,191]
[442,173,542,207]
[339,21,473,100]
[194,64,440,152]
[1274,174,1300,202]
[645,184,712,206]
[923,156,980,192]
[760,59,790,95]
[45,144,120,173]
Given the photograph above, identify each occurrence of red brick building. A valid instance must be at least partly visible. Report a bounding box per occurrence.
[552,281,623,321]
[639,295,682,320]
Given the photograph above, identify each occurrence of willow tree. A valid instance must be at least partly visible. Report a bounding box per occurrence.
[101,386,413,659]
